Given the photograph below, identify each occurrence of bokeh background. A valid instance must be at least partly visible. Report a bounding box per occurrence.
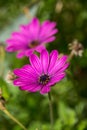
[0,0,87,130]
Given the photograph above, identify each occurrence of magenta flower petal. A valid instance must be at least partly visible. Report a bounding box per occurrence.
[39,20,50,38]
[13,49,69,94]
[17,51,25,58]
[36,45,45,52]
[30,54,42,74]
[40,49,49,73]
[58,63,70,73]
[48,50,58,71]
[41,36,56,44]
[47,29,58,37]
[39,24,57,41]
[20,84,41,92]
[40,85,50,94]
[49,55,68,75]
[6,18,58,58]
[25,49,34,57]
[40,21,57,37]
[6,45,15,52]
[41,29,58,41]
[14,66,38,78]
[20,24,29,32]
[49,73,66,86]
[13,78,29,86]
[29,18,40,40]
[11,32,27,42]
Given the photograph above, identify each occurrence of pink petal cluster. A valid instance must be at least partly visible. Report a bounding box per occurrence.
[13,49,69,94]
[6,18,58,58]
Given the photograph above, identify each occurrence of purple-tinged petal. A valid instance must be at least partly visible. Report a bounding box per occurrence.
[40,20,50,32]
[6,39,19,45]
[20,25,34,40]
[49,55,68,75]
[58,63,69,73]
[40,49,49,74]
[44,29,58,39]
[7,36,27,44]
[6,44,26,52]
[49,73,66,86]
[20,84,41,92]
[13,79,37,87]
[14,66,38,78]
[48,50,58,72]
[25,49,33,57]
[41,36,56,44]
[16,51,25,58]
[39,28,58,42]
[21,65,39,77]
[39,21,50,37]
[30,54,42,74]
[6,46,15,52]
[42,20,50,26]
[11,32,28,41]
[29,17,40,40]
[6,39,27,49]
[20,25,28,32]
[49,22,57,28]
[21,65,39,78]
[40,85,50,94]
[13,78,25,86]
[36,45,45,52]
[40,21,56,35]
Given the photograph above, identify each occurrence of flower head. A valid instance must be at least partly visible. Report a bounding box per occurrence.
[55,0,63,13]
[13,49,69,94]
[6,18,58,58]
[68,39,84,57]
[5,70,17,83]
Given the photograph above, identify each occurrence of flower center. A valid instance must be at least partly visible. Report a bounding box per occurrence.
[39,74,50,85]
[29,41,39,48]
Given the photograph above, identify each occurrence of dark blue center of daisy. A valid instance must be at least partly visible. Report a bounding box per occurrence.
[29,41,39,48]
[39,74,50,85]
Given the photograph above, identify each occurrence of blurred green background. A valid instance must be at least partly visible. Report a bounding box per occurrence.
[0,0,87,130]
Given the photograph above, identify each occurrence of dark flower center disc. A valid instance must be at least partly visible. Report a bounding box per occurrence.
[39,74,50,85]
[29,41,39,48]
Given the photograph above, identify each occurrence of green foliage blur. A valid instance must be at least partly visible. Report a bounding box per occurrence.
[0,0,87,130]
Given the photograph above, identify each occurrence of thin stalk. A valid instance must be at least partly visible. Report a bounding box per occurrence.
[0,89,27,130]
[68,51,74,61]
[48,92,54,130]
[2,108,27,130]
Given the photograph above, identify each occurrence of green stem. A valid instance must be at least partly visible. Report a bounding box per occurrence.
[3,109,27,130]
[48,92,54,130]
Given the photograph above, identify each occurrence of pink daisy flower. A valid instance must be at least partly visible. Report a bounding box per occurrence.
[6,18,58,58]
[13,49,69,94]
